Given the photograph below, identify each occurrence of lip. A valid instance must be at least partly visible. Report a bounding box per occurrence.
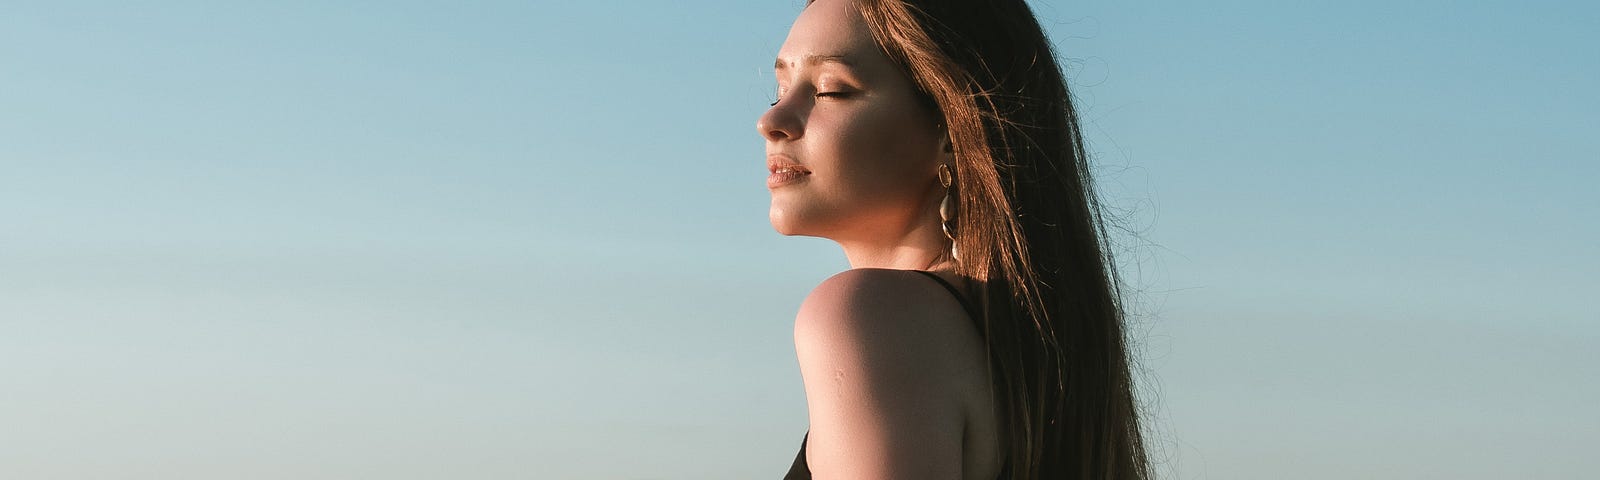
[767,154,811,189]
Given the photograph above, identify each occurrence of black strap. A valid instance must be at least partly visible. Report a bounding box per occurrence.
[911,270,980,320]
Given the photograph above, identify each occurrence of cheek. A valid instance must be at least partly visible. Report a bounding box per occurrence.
[769,99,938,236]
[828,104,936,195]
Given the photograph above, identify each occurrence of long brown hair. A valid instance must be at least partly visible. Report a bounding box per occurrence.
[813,0,1153,478]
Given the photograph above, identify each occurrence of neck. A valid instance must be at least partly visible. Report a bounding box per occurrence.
[835,199,954,272]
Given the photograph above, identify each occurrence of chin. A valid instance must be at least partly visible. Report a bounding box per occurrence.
[769,209,801,236]
[769,203,820,237]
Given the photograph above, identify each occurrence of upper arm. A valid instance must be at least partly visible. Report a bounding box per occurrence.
[794,269,968,479]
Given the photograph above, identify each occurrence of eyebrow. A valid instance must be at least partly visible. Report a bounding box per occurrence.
[774,53,854,71]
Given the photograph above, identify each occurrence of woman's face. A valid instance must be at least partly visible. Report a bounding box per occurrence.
[757,0,944,242]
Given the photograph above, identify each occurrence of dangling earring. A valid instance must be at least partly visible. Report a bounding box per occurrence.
[938,163,959,263]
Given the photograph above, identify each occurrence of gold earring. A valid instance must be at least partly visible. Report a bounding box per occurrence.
[937,163,959,262]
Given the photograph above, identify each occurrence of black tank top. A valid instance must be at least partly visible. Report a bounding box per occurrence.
[782,270,1009,479]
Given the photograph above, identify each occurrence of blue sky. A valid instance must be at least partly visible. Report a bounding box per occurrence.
[2,1,1595,478]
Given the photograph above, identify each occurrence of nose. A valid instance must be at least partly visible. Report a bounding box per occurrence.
[756,98,802,142]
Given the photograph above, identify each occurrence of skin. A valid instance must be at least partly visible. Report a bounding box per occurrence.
[757,0,947,270]
[756,0,1004,478]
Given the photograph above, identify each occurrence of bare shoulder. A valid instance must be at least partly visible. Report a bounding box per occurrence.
[797,267,968,324]
[794,268,976,365]
[792,268,985,479]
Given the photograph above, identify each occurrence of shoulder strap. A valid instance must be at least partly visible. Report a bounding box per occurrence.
[910,270,981,321]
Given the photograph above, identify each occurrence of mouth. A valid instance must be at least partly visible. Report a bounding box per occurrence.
[767,155,811,189]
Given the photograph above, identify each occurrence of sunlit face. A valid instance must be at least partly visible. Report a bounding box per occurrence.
[757,0,944,242]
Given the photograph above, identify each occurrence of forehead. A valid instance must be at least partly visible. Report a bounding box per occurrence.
[775,0,879,69]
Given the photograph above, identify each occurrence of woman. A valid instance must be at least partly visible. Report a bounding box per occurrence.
[759,0,1152,479]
